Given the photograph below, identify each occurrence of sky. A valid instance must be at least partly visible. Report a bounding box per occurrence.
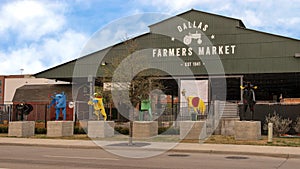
[0,0,299,75]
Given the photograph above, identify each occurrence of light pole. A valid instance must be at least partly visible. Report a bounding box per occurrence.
[88,75,94,120]
[20,68,24,75]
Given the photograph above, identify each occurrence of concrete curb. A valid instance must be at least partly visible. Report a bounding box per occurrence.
[170,149,295,159]
[0,142,99,149]
[1,138,300,159]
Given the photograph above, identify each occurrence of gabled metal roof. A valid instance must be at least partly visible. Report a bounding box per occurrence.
[13,84,72,103]
[149,9,246,29]
[34,9,300,82]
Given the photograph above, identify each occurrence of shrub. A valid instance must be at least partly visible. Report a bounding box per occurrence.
[114,126,129,135]
[0,126,8,133]
[263,112,292,136]
[74,126,86,134]
[158,127,179,135]
[35,128,47,134]
[293,116,300,134]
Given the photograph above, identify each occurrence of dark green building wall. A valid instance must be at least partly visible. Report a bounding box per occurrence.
[35,9,300,100]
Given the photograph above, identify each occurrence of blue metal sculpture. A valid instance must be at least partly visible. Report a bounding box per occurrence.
[48,92,67,121]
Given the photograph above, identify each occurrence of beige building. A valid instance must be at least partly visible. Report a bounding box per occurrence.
[0,74,69,104]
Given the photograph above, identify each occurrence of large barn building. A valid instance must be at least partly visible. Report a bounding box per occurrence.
[34,9,300,128]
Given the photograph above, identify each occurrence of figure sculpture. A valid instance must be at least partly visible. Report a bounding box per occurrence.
[49,92,67,120]
[240,82,257,120]
[139,99,152,121]
[88,93,107,121]
[181,89,206,119]
[15,102,33,121]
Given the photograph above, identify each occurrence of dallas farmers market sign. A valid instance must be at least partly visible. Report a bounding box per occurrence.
[152,20,236,67]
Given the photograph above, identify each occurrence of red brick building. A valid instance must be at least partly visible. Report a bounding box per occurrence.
[12,84,74,121]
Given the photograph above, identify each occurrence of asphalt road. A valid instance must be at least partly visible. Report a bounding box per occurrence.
[0,145,299,169]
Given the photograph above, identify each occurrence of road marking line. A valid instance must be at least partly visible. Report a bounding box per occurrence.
[44,155,119,161]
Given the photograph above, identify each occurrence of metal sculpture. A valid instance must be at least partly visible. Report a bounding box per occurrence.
[88,93,107,121]
[181,89,206,119]
[240,82,257,120]
[49,92,67,121]
[139,99,152,121]
[15,103,33,121]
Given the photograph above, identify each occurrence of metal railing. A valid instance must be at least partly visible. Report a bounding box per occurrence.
[0,104,12,124]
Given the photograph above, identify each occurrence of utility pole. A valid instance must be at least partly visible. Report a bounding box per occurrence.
[88,75,94,120]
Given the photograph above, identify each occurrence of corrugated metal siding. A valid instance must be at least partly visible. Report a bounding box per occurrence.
[35,10,300,80]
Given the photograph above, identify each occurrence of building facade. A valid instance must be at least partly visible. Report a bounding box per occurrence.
[34,9,300,124]
[0,75,71,123]
[12,84,74,121]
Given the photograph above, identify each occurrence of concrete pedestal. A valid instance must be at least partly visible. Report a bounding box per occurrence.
[47,121,74,137]
[8,121,35,137]
[133,121,158,138]
[234,121,261,140]
[88,121,115,138]
[180,121,206,140]
[221,118,240,136]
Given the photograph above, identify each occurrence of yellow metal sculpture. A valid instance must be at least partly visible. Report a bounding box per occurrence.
[181,89,206,115]
[88,93,107,121]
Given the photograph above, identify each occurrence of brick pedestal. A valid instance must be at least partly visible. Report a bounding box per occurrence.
[133,121,158,138]
[234,121,261,140]
[47,121,74,137]
[8,121,35,137]
[180,121,206,140]
[88,121,115,138]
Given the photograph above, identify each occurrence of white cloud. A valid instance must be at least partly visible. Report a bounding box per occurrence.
[0,1,89,75]
[81,13,167,56]
[1,0,299,76]
[0,47,44,75]
[0,29,88,75]
[144,0,206,13]
[0,0,66,41]
[40,29,88,65]
[239,10,263,27]
[143,0,300,39]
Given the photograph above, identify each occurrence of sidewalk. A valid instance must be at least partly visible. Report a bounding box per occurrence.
[0,137,299,158]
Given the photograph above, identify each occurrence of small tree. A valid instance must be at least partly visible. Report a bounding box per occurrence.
[101,36,165,145]
[263,112,292,136]
[101,37,164,107]
[293,116,300,134]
